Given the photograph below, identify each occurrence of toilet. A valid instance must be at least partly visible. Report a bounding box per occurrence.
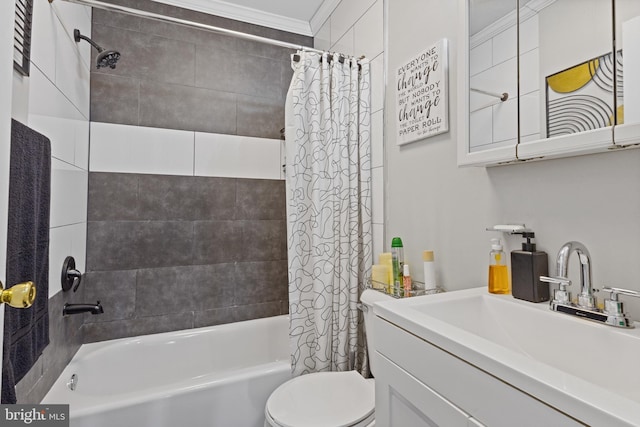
[265,289,393,427]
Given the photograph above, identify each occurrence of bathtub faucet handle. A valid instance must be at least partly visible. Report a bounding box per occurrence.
[62,256,83,292]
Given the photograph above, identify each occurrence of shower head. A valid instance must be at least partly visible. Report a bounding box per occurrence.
[96,50,121,69]
[73,29,121,69]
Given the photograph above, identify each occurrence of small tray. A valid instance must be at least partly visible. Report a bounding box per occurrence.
[366,277,445,298]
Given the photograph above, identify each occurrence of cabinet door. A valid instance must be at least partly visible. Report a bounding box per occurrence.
[517,0,615,160]
[375,352,470,427]
[457,0,518,166]
[613,0,640,147]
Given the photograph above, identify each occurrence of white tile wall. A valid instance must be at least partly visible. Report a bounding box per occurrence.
[322,0,385,255]
[330,0,377,47]
[470,108,493,149]
[314,18,331,51]
[469,57,517,113]
[371,167,384,224]
[371,110,384,168]
[354,0,384,59]
[55,35,91,118]
[492,25,517,65]
[30,0,59,86]
[50,159,88,228]
[470,40,492,77]
[89,122,283,181]
[520,14,539,55]
[90,122,195,175]
[47,222,87,298]
[492,98,518,142]
[48,226,71,297]
[332,27,355,57]
[520,48,540,95]
[370,54,385,113]
[194,132,282,179]
[469,16,541,148]
[16,0,91,292]
[520,92,541,138]
[28,67,90,168]
[372,223,384,262]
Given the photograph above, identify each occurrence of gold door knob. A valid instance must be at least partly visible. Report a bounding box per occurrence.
[0,280,36,308]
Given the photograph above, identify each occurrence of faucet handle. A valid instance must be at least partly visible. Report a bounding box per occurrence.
[601,286,640,299]
[601,287,637,328]
[540,276,572,304]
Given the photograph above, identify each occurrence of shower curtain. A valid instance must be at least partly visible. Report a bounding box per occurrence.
[285,51,372,377]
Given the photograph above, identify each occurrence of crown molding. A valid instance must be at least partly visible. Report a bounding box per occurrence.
[151,0,313,36]
[309,0,341,36]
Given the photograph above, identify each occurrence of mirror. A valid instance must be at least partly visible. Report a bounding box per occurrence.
[468,0,519,153]
[464,0,621,165]
[615,0,640,140]
[520,0,613,143]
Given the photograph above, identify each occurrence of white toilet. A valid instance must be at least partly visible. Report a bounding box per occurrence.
[265,289,393,427]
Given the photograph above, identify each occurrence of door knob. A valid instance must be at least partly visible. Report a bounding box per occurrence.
[0,280,36,308]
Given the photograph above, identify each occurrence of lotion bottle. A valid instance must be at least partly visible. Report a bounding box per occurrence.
[422,250,436,291]
[488,239,509,294]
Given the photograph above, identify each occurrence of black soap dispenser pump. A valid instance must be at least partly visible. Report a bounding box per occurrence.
[510,232,550,302]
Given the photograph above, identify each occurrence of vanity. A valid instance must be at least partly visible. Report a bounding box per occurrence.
[372,287,640,426]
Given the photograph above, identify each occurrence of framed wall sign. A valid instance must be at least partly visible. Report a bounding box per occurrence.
[396,38,449,145]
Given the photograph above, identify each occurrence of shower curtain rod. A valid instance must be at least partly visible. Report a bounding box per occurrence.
[51,0,325,54]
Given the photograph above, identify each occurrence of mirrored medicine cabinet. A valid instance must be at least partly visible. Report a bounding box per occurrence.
[457,0,640,166]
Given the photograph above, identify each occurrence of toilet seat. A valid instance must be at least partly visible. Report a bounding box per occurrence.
[265,371,375,427]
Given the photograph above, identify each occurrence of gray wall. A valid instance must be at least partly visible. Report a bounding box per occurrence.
[385,0,640,316]
[84,173,287,341]
[85,0,310,342]
[90,0,309,139]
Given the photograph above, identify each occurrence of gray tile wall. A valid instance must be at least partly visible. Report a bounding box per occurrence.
[91,0,312,139]
[15,290,85,403]
[84,173,288,342]
[84,2,306,341]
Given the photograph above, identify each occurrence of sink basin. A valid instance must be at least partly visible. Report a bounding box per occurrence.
[374,287,640,426]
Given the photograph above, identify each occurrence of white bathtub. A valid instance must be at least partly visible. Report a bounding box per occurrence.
[42,315,291,427]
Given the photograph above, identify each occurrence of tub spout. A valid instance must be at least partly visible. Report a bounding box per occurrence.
[63,301,104,316]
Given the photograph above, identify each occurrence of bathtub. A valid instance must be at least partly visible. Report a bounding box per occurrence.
[42,315,291,427]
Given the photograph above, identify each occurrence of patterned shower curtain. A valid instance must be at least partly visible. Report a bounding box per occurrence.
[284,51,372,377]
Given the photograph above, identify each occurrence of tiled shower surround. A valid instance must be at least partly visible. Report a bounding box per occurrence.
[90,0,310,139]
[83,0,312,342]
[84,173,287,342]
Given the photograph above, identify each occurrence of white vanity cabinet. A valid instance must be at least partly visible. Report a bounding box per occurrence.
[374,317,583,427]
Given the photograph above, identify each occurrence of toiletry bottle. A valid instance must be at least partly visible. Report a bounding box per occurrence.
[403,264,412,297]
[488,239,509,294]
[379,253,394,294]
[511,232,549,302]
[423,250,436,291]
[371,264,389,291]
[391,237,404,297]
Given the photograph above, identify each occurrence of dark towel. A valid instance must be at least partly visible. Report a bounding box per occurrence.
[2,120,51,403]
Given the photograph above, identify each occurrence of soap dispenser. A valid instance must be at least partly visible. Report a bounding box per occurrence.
[510,232,549,302]
[488,239,509,294]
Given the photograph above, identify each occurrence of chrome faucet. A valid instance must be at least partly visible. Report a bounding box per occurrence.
[555,241,596,309]
[541,241,636,328]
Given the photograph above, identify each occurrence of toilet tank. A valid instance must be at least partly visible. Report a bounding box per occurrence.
[360,289,394,376]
